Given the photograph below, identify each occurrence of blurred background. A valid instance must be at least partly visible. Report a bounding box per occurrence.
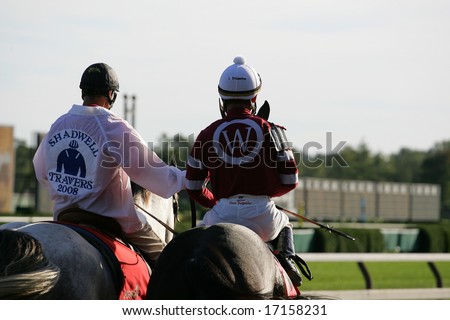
[1,0,449,298]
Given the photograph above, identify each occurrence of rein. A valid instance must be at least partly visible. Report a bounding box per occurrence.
[134,202,178,236]
[190,197,197,228]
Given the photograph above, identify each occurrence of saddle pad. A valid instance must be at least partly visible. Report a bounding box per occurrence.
[59,222,150,300]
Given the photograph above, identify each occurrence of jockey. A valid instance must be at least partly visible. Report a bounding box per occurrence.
[185,56,303,286]
[33,62,186,267]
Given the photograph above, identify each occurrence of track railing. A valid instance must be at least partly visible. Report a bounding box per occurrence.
[300,253,450,299]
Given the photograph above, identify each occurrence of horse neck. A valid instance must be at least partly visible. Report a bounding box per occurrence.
[132,187,175,244]
[134,190,150,207]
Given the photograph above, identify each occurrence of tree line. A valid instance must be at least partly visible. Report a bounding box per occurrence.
[298,140,450,216]
[14,135,450,217]
[153,135,450,217]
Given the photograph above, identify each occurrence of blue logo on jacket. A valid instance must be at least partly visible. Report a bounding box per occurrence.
[56,140,86,178]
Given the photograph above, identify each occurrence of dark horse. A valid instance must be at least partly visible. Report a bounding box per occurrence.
[0,184,176,300]
[147,223,309,300]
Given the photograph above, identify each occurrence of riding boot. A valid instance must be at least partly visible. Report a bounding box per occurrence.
[273,226,303,287]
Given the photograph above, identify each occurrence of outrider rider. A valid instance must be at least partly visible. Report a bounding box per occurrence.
[185,56,303,286]
[33,62,186,267]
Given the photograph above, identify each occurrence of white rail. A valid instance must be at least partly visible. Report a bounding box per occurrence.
[299,253,450,300]
[302,288,450,300]
[300,253,450,261]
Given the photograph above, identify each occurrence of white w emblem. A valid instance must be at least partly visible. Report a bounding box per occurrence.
[212,119,263,165]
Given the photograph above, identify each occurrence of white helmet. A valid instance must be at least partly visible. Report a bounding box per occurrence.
[218,56,262,100]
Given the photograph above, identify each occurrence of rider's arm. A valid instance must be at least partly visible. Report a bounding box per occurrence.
[185,135,217,208]
[269,123,299,197]
[102,122,186,199]
[273,148,298,196]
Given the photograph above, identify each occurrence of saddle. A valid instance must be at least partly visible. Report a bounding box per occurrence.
[58,208,123,238]
[57,208,151,300]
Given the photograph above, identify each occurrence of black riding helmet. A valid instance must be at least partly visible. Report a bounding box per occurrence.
[80,63,119,106]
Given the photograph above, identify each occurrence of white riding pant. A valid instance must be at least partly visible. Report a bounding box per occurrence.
[201,194,292,242]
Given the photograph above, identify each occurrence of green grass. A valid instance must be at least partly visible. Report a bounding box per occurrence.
[435,262,450,287]
[366,262,435,289]
[301,262,366,290]
[300,261,450,291]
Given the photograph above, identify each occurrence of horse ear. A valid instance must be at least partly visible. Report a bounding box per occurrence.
[257,100,270,120]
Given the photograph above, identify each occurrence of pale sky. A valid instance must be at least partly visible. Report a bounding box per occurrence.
[1,0,449,155]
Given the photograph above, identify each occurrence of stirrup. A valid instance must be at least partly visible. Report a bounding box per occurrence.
[274,253,303,287]
[290,254,313,281]
[285,257,303,287]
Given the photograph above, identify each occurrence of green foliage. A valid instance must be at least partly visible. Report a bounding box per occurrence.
[153,133,193,169]
[415,224,450,253]
[312,228,384,253]
[174,215,194,233]
[14,140,36,194]
[390,148,426,182]
[420,142,450,215]
[299,139,450,218]
[300,142,427,183]
[308,223,450,253]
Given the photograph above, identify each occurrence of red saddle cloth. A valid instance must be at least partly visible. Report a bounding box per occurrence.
[67,223,151,300]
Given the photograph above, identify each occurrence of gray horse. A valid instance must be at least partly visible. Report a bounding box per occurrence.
[0,187,176,300]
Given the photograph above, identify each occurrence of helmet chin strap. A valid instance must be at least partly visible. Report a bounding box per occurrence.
[106,91,117,109]
[219,98,227,118]
[219,98,257,117]
[250,101,257,115]
[250,96,258,115]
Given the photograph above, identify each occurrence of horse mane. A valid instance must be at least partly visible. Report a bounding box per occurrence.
[0,229,60,299]
[131,181,150,204]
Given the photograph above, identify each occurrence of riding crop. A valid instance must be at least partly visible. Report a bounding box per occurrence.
[275,205,356,241]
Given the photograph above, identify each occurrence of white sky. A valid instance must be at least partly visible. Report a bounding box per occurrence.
[1,0,449,155]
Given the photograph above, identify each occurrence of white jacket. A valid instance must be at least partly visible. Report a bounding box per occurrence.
[33,104,185,233]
